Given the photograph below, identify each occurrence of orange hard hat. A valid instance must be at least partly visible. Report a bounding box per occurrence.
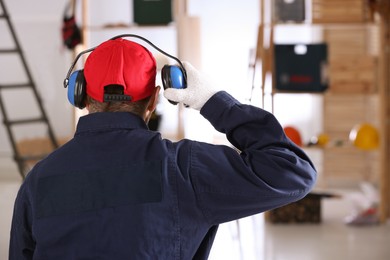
[284,126,303,147]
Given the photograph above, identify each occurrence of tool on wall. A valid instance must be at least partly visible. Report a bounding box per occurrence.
[62,0,82,50]
[0,0,58,178]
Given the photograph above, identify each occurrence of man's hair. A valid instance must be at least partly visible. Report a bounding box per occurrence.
[86,85,152,116]
[86,95,151,116]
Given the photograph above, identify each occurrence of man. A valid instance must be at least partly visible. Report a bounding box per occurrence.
[10,38,316,259]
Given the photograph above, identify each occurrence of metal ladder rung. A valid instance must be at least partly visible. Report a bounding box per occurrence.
[0,83,33,89]
[5,117,46,125]
[0,49,18,53]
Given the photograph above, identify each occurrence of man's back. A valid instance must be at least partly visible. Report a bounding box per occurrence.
[12,112,217,259]
[9,37,316,260]
[11,92,316,259]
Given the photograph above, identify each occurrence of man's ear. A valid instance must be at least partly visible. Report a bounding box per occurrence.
[144,86,161,122]
[147,86,161,112]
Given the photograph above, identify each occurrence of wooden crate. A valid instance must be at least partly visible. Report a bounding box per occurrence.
[324,25,379,57]
[328,56,377,93]
[324,26,370,57]
[324,94,379,140]
[268,192,339,224]
[312,0,367,24]
[323,146,379,184]
[323,94,380,185]
[269,193,321,223]
[324,25,379,94]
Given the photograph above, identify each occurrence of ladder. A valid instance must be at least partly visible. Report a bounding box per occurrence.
[0,0,58,178]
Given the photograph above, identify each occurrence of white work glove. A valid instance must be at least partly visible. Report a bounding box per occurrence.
[163,62,219,111]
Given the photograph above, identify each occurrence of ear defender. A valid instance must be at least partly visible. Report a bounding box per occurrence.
[161,65,187,90]
[67,70,87,109]
[161,65,187,105]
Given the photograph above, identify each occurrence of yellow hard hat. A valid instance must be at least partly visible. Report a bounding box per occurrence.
[317,133,329,147]
[349,123,379,150]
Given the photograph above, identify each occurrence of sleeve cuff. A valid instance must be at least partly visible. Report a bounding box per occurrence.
[200,91,239,123]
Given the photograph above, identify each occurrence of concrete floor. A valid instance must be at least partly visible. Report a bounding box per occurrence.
[1,157,390,260]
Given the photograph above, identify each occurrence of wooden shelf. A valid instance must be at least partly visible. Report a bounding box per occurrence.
[258,0,389,221]
[83,23,176,31]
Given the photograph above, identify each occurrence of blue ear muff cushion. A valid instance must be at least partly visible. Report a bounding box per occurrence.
[169,66,186,89]
[74,70,86,109]
[67,70,80,106]
[67,70,86,108]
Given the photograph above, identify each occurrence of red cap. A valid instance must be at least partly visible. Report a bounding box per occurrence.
[84,38,156,102]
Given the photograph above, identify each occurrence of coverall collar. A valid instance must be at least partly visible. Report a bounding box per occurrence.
[75,112,148,134]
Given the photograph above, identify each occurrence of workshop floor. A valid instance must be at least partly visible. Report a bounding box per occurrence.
[1,158,389,260]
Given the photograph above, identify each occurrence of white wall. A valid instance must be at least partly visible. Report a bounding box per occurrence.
[188,0,259,99]
[0,0,261,156]
[0,0,321,156]
[183,0,260,142]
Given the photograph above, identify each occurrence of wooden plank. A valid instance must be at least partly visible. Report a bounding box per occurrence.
[324,26,370,57]
[328,56,377,94]
[329,83,375,94]
[313,18,365,24]
[313,0,362,2]
[378,12,390,222]
[17,137,69,157]
[324,94,379,141]
[312,0,366,23]
[323,147,379,183]
[313,9,364,16]
[324,25,378,94]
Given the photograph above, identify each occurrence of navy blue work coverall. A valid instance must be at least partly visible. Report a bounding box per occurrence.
[9,91,317,259]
